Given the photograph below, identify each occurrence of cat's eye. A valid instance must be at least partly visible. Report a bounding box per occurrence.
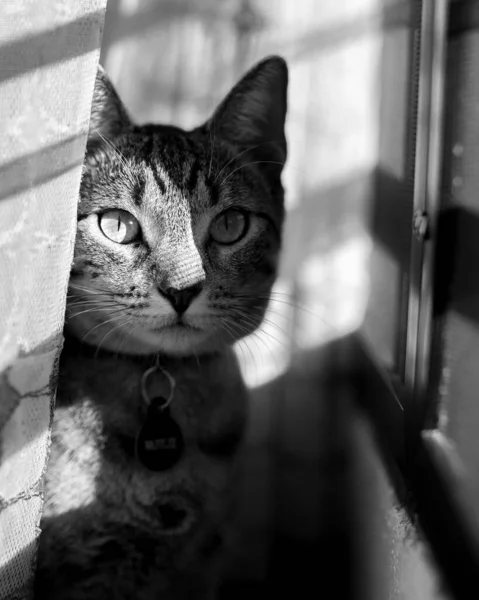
[99,210,140,244]
[210,209,248,245]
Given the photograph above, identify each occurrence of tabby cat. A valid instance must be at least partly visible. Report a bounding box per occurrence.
[34,55,288,600]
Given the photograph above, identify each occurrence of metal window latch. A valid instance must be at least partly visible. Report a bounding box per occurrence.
[413,210,430,241]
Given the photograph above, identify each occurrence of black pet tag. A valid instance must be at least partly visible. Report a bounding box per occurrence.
[135,396,184,472]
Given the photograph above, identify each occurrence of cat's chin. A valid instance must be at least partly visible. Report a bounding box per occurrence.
[66,320,224,357]
[141,326,219,357]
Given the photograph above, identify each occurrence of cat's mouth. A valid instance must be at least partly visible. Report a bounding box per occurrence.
[173,317,189,328]
[169,321,199,331]
[153,316,201,333]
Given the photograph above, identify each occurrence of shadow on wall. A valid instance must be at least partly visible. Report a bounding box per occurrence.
[99,0,413,66]
[0,136,85,203]
[0,11,105,84]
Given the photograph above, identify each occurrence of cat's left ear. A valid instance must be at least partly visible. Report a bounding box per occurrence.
[88,65,132,145]
[206,56,288,177]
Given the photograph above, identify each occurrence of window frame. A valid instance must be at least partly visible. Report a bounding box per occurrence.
[355,1,479,597]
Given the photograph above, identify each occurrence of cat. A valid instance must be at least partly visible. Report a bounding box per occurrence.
[34,55,288,600]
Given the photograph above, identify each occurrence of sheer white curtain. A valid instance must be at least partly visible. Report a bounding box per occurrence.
[0,2,106,597]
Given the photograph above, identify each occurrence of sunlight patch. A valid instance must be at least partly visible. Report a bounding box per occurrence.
[236,233,371,389]
[295,233,372,350]
[235,279,293,389]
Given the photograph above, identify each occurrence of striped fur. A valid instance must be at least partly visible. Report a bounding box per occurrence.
[35,57,288,600]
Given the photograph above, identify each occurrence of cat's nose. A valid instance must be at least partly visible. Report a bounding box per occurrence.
[158,284,202,314]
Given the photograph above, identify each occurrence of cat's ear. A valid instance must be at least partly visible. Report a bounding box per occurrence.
[88,65,132,145]
[207,56,288,176]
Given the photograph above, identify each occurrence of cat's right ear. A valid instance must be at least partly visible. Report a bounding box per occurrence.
[87,65,131,146]
[204,56,288,178]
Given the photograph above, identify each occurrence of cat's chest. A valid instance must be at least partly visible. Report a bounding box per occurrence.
[53,346,248,471]
[45,347,247,518]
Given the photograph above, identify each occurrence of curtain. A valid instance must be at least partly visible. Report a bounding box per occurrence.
[0,2,107,598]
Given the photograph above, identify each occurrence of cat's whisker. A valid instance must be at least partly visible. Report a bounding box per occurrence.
[231,301,296,327]
[240,337,259,384]
[218,157,312,188]
[217,319,246,368]
[220,317,258,375]
[67,298,120,307]
[68,305,131,320]
[250,330,281,372]
[226,311,288,376]
[69,283,116,297]
[188,342,202,374]
[80,311,129,343]
[207,120,215,180]
[266,303,339,332]
[226,307,264,340]
[67,306,117,319]
[67,304,120,313]
[231,332,257,380]
[230,299,340,337]
[254,326,290,353]
[233,292,323,320]
[67,300,106,309]
[68,290,112,300]
[123,305,151,315]
[68,294,114,303]
[94,317,134,359]
[229,316,266,368]
[232,309,283,369]
[114,321,138,363]
[67,297,114,307]
[213,139,287,185]
[229,310,287,360]
[217,317,240,346]
[96,131,141,189]
[227,305,290,347]
[251,313,293,341]
[243,329,269,369]
[218,159,285,188]
[235,338,248,372]
[68,296,111,303]
[244,304,293,324]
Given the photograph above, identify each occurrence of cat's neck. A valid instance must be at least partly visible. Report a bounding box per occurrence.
[61,330,221,370]
[64,314,224,359]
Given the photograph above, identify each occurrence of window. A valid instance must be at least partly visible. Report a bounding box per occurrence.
[357,2,479,597]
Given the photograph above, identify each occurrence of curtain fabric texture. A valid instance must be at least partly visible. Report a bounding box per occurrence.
[0,2,107,598]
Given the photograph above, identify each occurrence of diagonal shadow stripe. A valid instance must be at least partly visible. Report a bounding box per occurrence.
[0,134,85,202]
[0,9,106,84]
[288,1,413,61]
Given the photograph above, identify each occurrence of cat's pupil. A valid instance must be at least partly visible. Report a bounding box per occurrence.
[99,209,140,244]
[210,208,247,244]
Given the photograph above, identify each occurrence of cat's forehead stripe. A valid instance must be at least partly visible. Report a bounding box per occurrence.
[125,131,226,210]
[186,159,200,194]
[150,162,167,196]
[131,173,146,207]
[209,181,220,206]
[143,163,170,204]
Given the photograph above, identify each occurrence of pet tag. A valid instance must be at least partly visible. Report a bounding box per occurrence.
[135,364,184,471]
[135,396,184,471]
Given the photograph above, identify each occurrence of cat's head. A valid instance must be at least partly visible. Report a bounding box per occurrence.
[68,56,288,357]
